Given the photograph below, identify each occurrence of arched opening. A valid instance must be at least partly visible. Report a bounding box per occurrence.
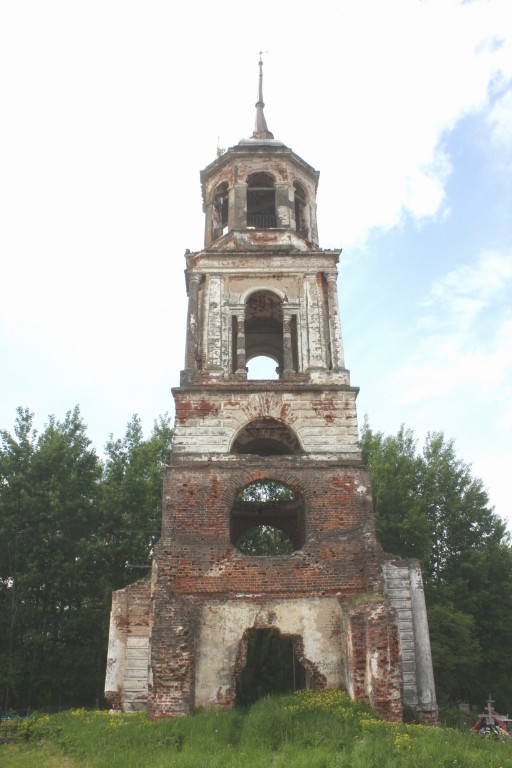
[231,418,302,456]
[247,355,279,380]
[236,629,306,707]
[212,181,228,240]
[245,290,283,375]
[294,181,309,239]
[247,172,276,229]
[231,480,305,553]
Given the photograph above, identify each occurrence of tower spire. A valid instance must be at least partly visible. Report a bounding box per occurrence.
[252,52,274,140]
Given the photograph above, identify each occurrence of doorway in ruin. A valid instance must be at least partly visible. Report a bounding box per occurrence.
[236,628,306,707]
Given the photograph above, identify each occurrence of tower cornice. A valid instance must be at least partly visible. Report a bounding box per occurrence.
[200,143,320,204]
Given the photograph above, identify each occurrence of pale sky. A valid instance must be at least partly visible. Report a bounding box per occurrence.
[1,1,511,528]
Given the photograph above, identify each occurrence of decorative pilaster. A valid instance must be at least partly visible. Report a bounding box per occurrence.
[204,201,213,248]
[275,182,291,228]
[282,312,294,378]
[305,274,325,370]
[232,182,248,230]
[235,313,247,379]
[325,273,345,371]
[184,273,201,370]
[205,275,223,373]
[309,200,319,246]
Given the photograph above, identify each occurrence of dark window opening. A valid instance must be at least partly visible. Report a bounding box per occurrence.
[247,172,276,228]
[213,181,229,240]
[245,290,283,376]
[236,629,306,707]
[231,418,303,456]
[294,181,308,239]
[231,480,305,553]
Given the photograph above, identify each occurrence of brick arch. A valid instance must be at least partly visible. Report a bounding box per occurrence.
[244,170,277,184]
[230,417,303,456]
[239,284,287,306]
[233,395,319,455]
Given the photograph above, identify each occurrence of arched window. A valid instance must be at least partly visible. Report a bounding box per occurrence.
[294,181,309,239]
[230,480,305,554]
[247,172,276,229]
[212,181,228,240]
[245,290,283,375]
[231,418,302,456]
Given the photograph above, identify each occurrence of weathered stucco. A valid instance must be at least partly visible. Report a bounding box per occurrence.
[194,599,345,708]
[105,578,151,712]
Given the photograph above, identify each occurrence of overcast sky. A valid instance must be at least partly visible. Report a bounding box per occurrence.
[1,1,511,528]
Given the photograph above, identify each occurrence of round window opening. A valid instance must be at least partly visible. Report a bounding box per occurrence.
[230,480,305,555]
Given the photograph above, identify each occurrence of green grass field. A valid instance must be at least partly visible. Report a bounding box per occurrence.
[2,691,511,768]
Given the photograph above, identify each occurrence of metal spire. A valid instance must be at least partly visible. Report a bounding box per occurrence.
[252,52,274,140]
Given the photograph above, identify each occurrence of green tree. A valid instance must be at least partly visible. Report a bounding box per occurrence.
[99,414,173,589]
[0,407,103,710]
[235,526,294,556]
[360,419,430,562]
[0,408,36,710]
[0,408,173,711]
[427,604,480,705]
[361,419,512,707]
[237,480,293,503]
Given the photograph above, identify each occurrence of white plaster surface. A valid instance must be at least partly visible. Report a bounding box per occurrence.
[194,597,345,708]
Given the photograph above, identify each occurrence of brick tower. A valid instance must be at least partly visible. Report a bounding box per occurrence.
[105,59,437,723]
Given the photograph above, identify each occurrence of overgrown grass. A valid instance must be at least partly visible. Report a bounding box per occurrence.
[2,691,512,767]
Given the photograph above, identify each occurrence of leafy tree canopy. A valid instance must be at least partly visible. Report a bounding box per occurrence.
[361,417,512,708]
[0,407,173,712]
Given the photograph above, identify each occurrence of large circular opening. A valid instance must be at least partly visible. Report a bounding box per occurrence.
[231,480,305,554]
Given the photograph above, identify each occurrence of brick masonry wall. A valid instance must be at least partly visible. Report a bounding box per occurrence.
[345,598,403,722]
[144,456,407,720]
[157,459,384,600]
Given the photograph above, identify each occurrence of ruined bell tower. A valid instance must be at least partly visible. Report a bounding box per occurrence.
[105,59,438,723]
